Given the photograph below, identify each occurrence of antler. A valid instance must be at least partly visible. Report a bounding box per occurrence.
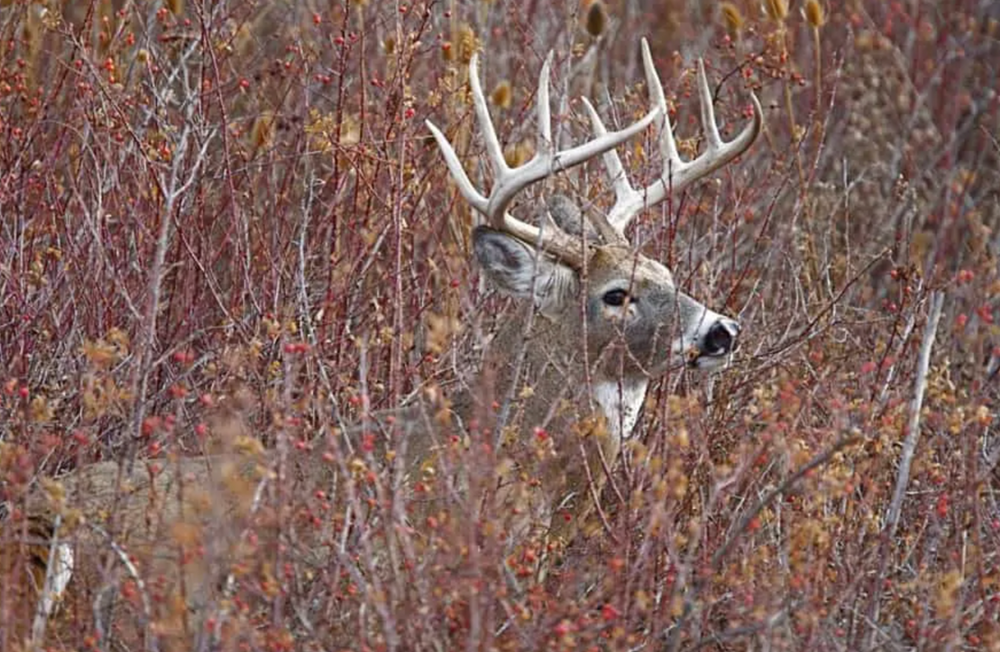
[426,51,660,265]
[582,38,763,237]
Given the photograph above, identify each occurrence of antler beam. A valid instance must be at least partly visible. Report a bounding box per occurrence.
[583,38,763,237]
[426,51,660,263]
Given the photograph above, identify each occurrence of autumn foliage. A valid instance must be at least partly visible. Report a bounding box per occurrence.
[1,0,999,650]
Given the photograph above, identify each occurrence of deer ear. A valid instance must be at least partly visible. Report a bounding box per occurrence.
[473,226,578,316]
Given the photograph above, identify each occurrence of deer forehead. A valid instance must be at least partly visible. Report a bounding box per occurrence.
[587,247,675,289]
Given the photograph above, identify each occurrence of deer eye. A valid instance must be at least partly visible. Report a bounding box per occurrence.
[602,289,629,307]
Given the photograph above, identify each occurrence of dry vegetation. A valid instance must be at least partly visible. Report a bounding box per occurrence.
[1,0,999,650]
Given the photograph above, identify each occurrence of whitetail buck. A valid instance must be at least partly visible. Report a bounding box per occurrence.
[424,37,760,542]
[1,38,760,648]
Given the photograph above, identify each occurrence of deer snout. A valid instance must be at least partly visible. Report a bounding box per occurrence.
[700,318,740,357]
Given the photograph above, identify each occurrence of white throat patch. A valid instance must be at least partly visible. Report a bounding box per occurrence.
[592,379,649,445]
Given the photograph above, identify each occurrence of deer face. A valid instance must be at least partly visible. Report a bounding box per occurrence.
[585,247,740,373]
[474,210,740,378]
[431,37,759,381]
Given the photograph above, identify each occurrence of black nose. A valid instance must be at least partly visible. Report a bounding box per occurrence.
[702,321,739,355]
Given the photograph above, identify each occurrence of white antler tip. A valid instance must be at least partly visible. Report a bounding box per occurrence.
[538,50,555,95]
[425,119,448,148]
[749,92,764,123]
[580,96,602,127]
[696,58,712,96]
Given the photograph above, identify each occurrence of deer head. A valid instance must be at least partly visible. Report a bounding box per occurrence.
[427,39,762,386]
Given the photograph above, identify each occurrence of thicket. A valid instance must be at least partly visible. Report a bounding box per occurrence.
[1,0,998,649]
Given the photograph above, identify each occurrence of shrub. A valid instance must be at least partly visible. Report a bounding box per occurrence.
[1,0,998,649]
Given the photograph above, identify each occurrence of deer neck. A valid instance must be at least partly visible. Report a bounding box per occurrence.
[483,309,650,445]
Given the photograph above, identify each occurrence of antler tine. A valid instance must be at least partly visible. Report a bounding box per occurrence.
[595,37,763,235]
[696,58,724,150]
[641,39,681,176]
[425,120,487,214]
[469,51,518,198]
[579,97,633,246]
[426,50,661,264]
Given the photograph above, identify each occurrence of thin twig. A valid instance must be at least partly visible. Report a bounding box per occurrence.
[31,515,72,646]
[710,433,862,569]
[885,290,945,533]
[863,290,945,650]
[664,433,861,652]
[89,522,159,652]
[211,475,269,647]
